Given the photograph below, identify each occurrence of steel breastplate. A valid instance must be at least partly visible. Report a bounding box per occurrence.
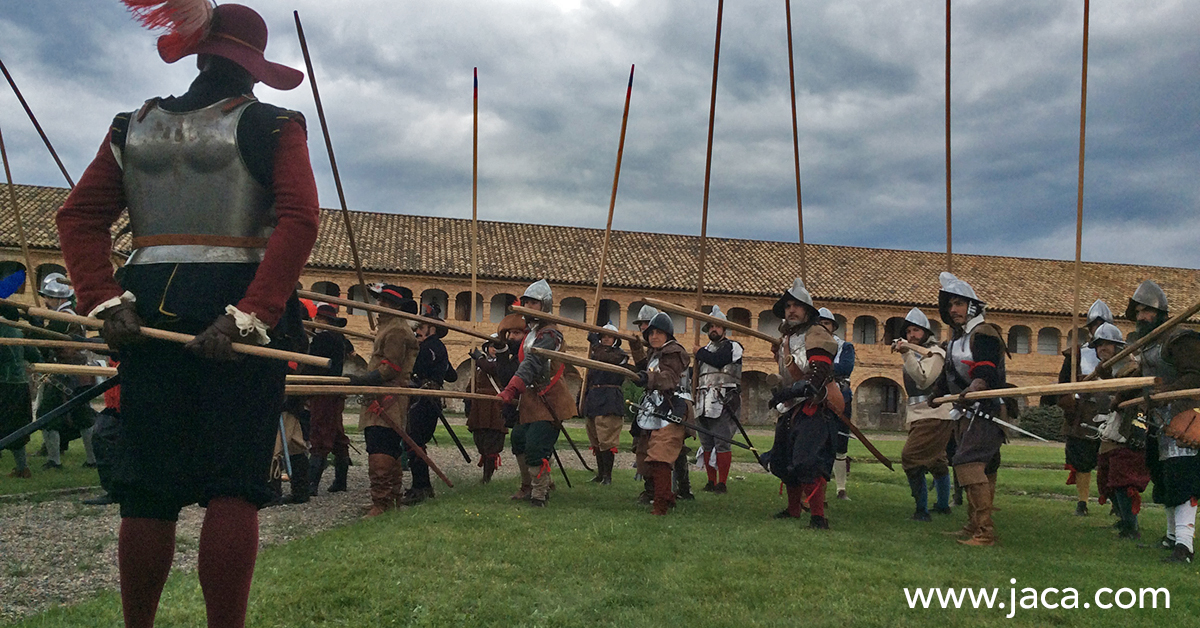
[1079,346,1100,377]
[1140,331,1197,458]
[778,331,809,387]
[123,98,275,265]
[697,348,740,388]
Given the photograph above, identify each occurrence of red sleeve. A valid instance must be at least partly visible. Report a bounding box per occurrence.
[234,120,320,326]
[55,132,127,315]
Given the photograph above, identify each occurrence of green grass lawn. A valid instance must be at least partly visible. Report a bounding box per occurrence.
[0,430,101,498]
[10,439,1198,628]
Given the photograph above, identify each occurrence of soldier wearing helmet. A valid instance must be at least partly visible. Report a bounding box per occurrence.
[631,312,691,515]
[816,307,855,501]
[693,306,743,494]
[1114,280,1200,564]
[929,272,1008,546]
[893,307,954,521]
[32,273,98,472]
[581,324,629,486]
[763,278,842,529]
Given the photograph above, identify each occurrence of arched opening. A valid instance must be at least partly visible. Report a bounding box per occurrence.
[1007,325,1031,354]
[596,299,620,326]
[420,289,449,320]
[854,377,904,431]
[757,309,782,337]
[35,263,67,288]
[739,370,777,426]
[882,316,909,345]
[929,320,943,342]
[347,284,374,315]
[832,314,848,339]
[668,312,687,334]
[727,307,751,329]
[1037,328,1061,355]
[489,293,517,323]
[454,291,484,322]
[0,261,27,294]
[559,297,586,322]
[853,315,878,345]
[310,281,340,298]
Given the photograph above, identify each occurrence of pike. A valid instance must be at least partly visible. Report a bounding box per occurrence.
[30,363,350,384]
[0,318,72,341]
[0,297,331,369]
[284,385,501,403]
[303,320,374,341]
[1116,388,1200,411]
[0,337,111,353]
[1084,297,1200,381]
[640,297,780,346]
[931,376,1158,405]
[296,290,495,343]
[0,376,120,450]
[529,347,638,380]
[510,306,639,344]
[625,400,758,454]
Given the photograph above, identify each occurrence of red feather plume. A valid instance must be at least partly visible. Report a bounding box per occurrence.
[121,0,214,61]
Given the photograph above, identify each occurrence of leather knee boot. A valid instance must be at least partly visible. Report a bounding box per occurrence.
[958,482,996,546]
[530,459,552,506]
[482,455,496,484]
[511,458,533,500]
[308,454,328,497]
[651,462,675,515]
[328,454,350,493]
[366,454,395,517]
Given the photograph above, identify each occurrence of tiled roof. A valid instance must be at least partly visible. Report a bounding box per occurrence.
[4,183,1197,315]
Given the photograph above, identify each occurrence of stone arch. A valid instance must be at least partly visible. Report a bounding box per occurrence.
[347,284,374,315]
[757,309,782,337]
[727,307,751,328]
[421,289,449,319]
[454,291,483,322]
[833,314,848,338]
[35,263,67,288]
[853,315,878,345]
[490,293,517,323]
[1007,325,1032,354]
[854,376,904,431]
[1037,327,1061,355]
[596,299,621,326]
[882,316,908,345]
[0,260,27,294]
[310,281,340,297]
[559,297,587,322]
[626,301,649,330]
[929,320,943,342]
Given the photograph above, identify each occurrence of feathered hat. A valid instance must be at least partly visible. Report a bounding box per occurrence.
[122,1,304,90]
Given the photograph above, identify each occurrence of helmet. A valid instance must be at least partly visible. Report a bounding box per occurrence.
[632,304,659,325]
[590,323,623,348]
[701,305,729,334]
[520,279,553,311]
[1125,280,1168,320]
[902,307,933,338]
[38,272,74,299]
[816,307,836,323]
[1086,299,1114,327]
[1088,322,1125,348]
[643,312,675,341]
[937,272,984,325]
[772,277,818,320]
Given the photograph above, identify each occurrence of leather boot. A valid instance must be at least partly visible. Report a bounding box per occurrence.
[511,458,533,500]
[482,455,496,484]
[308,454,328,497]
[958,482,996,546]
[285,454,310,504]
[590,451,605,483]
[907,470,930,521]
[674,449,694,500]
[651,462,675,515]
[530,459,552,507]
[638,473,655,505]
[365,454,394,517]
[600,450,614,485]
[943,489,978,537]
[328,454,350,493]
[388,457,407,507]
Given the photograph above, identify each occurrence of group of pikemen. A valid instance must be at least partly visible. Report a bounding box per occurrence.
[0,5,1193,627]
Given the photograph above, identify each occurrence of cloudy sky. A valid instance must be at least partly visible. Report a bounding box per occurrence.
[1,1,1197,269]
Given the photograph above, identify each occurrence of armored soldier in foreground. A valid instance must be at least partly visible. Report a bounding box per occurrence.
[632,313,692,515]
[582,324,630,485]
[55,4,319,626]
[693,306,742,493]
[894,308,953,521]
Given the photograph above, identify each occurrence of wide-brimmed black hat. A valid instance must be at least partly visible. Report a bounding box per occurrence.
[315,303,347,327]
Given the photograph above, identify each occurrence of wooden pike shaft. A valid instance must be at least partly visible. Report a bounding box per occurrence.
[297,290,494,343]
[510,305,639,344]
[784,0,806,285]
[529,347,639,380]
[31,364,116,377]
[471,67,479,328]
[1070,0,1090,385]
[0,121,41,307]
[693,0,725,398]
[1085,297,1200,381]
[1117,388,1200,411]
[944,0,953,274]
[294,11,375,331]
[640,297,780,346]
[0,318,72,341]
[0,337,110,352]
[931,376,1158,405]
[592,64,635,322]
[303,319,374,341]
[285,385,501,403]
[0,58,75,188]
[4,299,331,369]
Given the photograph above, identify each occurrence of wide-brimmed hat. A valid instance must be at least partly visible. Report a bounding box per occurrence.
[419,304,449,338]
[315,303,347,327]
[128,2,304,91]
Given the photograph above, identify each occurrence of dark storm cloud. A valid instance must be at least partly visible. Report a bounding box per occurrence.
[1,0,1196,269]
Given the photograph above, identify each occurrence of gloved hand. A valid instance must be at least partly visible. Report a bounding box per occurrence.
[958,378,988,401]
[469,348,487,362]
[498,377,526,405]
[97,302,144,351]
[184,314,244,361]
[348,370,385,387]
[809,360,833,390]
[632,370,648,388]
[769,381,814,407]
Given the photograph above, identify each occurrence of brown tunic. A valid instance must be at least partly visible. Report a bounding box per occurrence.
[358,315,419,431]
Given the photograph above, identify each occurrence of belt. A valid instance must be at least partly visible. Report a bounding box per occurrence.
[907,395,930,406]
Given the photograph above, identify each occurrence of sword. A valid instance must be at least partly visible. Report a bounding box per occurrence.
[0,376,119,450]
[437,409,472,463]
[552,448,572,488]
[963,402,1050,442]
[626,400,758,453]
[278,414,293,478]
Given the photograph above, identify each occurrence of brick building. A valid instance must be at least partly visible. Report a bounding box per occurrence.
[4,183,1198,427]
